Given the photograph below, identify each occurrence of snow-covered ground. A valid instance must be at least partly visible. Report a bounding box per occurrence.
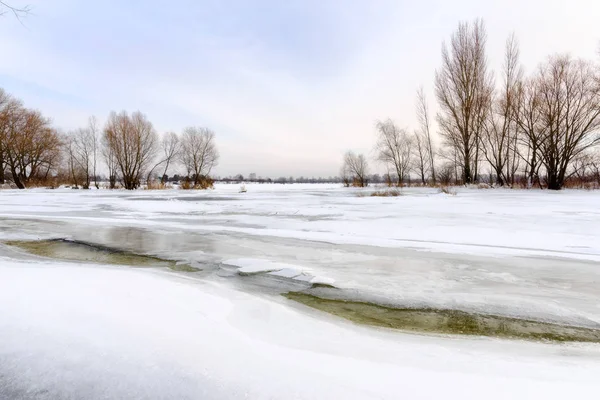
[1,184,600,399]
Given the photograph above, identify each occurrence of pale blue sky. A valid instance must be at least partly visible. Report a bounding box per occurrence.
[1,0,599,177]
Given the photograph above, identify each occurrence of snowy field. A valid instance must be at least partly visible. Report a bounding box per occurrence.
[2,184,600,399]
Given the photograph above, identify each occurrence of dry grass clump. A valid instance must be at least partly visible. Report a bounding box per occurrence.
[145,181,174,190]
[180,176,214,190]
[356,188,402,197]
[370,189,403,197]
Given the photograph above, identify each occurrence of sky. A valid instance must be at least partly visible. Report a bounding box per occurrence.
[1,0,599,178]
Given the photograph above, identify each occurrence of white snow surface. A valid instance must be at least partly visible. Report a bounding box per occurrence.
[2,262,600,400]
[2,185,600,398]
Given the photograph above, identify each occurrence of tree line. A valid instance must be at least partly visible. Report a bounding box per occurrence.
[342,19,600,190]
[0,89,219,189]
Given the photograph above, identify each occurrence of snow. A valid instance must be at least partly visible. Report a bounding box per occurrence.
[223,257,300,274]
[2,261,600,400]
[223,257,334,284]
[2,185,600,398]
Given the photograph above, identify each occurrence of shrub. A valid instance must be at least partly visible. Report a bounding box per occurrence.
[180,176,214,190]
[145,181,174,190]
[370,189,402,197]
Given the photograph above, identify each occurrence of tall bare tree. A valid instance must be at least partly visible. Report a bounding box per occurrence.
[534,55,600,189]
[65,132,83,188]
[415,87,436,185]
[0,88,11,184]
[435,19,493,184]
[103,111,158,190]
[71,122,98,189]
[375,119,413,185]
[160,132,180,183]
[480,33,522,186]
[413,130,430,185]
[341,151,369,187]
[101,133,118,189]
[513,78,543,187]
[88,116,100,189]
[180,127,218,185]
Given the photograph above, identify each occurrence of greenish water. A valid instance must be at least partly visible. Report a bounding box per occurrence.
[5,239,200,271]
[284,292,600,343]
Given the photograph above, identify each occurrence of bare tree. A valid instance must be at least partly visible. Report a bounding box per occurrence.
[413,130,430,185]
[71,123,98,189]
[415,87,436,184]
[0,88,12,184]
[589,149,600,185]
[103,111,158,190]
[480,33,522,186]
[64,132,83,188]
[535,55,600,190]
[341,151,369,187]
[180,127,218,185]
[88,116,100,189]
[375,119,413,186]
[101,133,118,189]
[160,132,180,183]
[513,78,543,187]
[146,131,181,185]
[2,106,61,188]
[435,19,493,184]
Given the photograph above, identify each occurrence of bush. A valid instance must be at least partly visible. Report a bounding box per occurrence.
[180,176,214,190]
[145,181,173,190]
[370,189,402,197]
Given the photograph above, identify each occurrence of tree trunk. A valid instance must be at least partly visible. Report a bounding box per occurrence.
[547,173,561,190]
[463,158,472,184]
[11,167,24,189]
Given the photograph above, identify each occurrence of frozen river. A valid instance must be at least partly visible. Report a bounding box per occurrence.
[2,184,600,399]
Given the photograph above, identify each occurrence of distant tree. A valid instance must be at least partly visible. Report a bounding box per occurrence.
[1,104,61,188]
[375,119,413,186]
[88,116,100,189]
[413,130,430,185]
[101,132,118,189]
[64,132,83,188]
[534,55,600,189]
[341,151,369,187]
[71,118,100,189]
[415,87,436,184]
[180,126,219,185]
[103,111,158,190]
[435,19,493,184]
[248,172,257,181]
[480,34,522,186]
[146,131,180,185]
[513,78,543,187]
[0,88,12,184]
